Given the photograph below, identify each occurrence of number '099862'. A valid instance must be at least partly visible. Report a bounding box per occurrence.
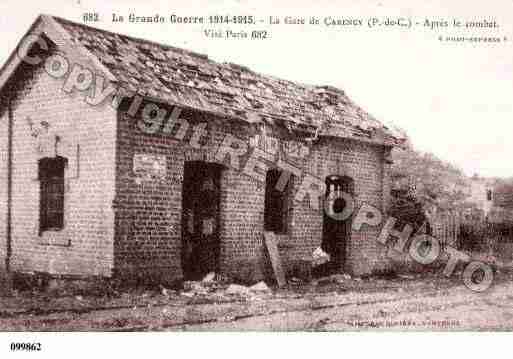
[10,343,42,351]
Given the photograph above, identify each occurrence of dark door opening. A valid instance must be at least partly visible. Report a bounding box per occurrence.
[181,161,222,280]
[321,175,354,274]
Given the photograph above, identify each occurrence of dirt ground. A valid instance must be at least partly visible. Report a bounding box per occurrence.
[1,270,513,331]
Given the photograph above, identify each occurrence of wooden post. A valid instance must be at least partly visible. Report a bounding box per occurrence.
[264,232,286,287]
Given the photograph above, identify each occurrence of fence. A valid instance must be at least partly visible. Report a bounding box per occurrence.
[429,211,461,249]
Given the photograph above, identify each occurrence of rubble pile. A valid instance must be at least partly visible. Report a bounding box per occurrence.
[179,273,272,301]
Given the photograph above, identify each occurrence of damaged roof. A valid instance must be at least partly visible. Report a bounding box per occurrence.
[51,15,404,146]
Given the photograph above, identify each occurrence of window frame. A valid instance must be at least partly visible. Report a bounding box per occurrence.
[38,156,67,235]
[264,169,293,234]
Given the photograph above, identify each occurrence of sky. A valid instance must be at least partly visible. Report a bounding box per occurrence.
[0,0,512,178]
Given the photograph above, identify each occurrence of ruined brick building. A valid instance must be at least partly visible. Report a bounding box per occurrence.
[0,15,404,284]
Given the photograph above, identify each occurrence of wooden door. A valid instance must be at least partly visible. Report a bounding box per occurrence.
[182,162,221,280]
[322,175,354,273]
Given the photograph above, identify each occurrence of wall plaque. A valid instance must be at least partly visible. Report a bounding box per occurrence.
[133,153,167,181]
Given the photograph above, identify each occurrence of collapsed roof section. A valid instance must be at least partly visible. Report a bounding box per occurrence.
[35,16,407,146]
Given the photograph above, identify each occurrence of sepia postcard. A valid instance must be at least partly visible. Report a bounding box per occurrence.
[0,0,512,357]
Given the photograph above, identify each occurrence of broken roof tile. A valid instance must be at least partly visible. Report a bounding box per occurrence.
[52,15,404,146]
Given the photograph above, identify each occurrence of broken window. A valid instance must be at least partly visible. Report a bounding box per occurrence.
[39,156,67,234]
[264,169,292,234]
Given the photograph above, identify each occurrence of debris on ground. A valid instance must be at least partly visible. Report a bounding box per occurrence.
[3,269,510,331]
[249,281,270,293]
[160,286,176,298]
[329,274,351,282]
[288,277,302,285]
[202,272,216,283]
[178,276,273,302]
[182,281,209,296]
[315,273,351,285]
[312,247,330,266]
[226,284,251,296]
[398,274,415,280]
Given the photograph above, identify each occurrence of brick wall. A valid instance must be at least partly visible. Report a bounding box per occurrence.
[218,155,267,280]
[113,109,185,283]
[113,106,264,283]
[0,29,117,277]
[113,105,391,281]
[283,138,391,276]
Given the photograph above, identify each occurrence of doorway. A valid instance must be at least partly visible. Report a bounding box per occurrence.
[181,161,222,280]
[322,175,354,273]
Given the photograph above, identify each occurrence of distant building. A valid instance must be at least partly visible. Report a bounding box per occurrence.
[466,175,495,218]
[488,180,513,224]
